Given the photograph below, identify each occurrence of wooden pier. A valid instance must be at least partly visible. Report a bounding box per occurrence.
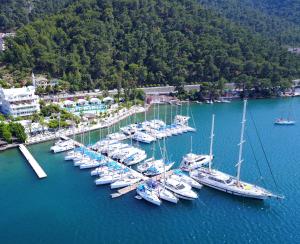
[111,170,174,198]
[19,144,47,179]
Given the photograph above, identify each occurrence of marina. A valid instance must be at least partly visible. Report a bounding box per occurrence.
[1,99,299,243]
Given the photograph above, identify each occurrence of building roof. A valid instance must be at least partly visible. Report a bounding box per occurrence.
[0,86,37,99]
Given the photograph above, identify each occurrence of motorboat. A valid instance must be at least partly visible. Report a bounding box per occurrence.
[132,131,156,143]
[50,140,74,153]
[180,153,212,171]
[170,170,202,189]
[163,178,198,200]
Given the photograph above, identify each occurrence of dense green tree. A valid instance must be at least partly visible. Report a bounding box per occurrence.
[198,0,300,45]
[0,123,12,143]
[9,122,27,142]
[1,0,299,96]
[0,0,76,31]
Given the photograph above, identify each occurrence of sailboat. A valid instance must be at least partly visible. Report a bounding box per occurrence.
[274,98,296,125]
[190,100,279,200]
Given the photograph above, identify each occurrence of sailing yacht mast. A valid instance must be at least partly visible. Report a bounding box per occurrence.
[209,114,215,171]
[163,137,166,189]
[236,100,247,184]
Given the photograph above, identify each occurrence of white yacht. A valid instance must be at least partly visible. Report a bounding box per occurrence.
[91,166,109,176]
[74,158,91,166]
[190,168,274,200]
[110,173,142,189]
[170,170,202,189]
[136,184,161,206]
[95,173,122,185]
[163,178,198,200]
[132,131,156,144]
[64,150,82,161]
[180,153,212,171]
[79,160,103,169]
[120,124,138,135]
[50,140,74,153]
[190,101,278,200]
[106,132,127,141]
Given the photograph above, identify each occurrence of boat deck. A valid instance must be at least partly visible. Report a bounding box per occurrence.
[60,135,84,147]
[19,144,47,179]
[111,170,174,198]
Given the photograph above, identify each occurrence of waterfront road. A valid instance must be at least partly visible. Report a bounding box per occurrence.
[40,85,201,101]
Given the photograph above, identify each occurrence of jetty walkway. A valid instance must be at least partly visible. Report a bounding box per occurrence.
[19,144,47,179]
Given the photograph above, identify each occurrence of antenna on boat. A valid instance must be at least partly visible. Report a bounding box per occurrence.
[236,100,247,185]
[209,114,215,171]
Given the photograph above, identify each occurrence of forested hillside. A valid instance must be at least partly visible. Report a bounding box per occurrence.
[0,0,75,31]
[1,0,300,92]
[198,0,300,45]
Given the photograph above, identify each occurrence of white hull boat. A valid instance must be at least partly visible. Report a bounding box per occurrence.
[95,174,122,185]
[170,171,202,189]
[180,153,212,171]
[190,168,274,200]
[274,119,295,125]
[163,178,198,200]
[136,184,161,206]
[110,175,142,189]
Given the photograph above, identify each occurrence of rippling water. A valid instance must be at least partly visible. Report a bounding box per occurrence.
[1,98,299,243]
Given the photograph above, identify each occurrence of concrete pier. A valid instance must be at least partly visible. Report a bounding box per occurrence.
[19,144,47,178]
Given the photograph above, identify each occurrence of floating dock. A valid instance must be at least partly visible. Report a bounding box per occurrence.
[111,170,174,198]
[19,144,47,179]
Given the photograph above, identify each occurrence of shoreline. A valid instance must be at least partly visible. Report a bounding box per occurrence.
[25,105,150,146]
[0,95,296,151]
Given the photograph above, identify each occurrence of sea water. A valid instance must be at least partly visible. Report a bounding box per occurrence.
[1,98,299,243]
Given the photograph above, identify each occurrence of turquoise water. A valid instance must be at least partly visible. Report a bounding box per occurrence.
[1,98,300,243]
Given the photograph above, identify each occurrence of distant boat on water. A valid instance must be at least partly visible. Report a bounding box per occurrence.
[275,98,296,125]
[274,118,295,125]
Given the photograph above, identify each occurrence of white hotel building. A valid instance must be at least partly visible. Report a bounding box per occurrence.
[0,86,40,117]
